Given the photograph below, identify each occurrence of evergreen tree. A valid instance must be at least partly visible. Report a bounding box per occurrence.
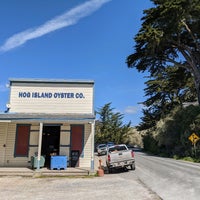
[127,0,200,104]
[95,103,131,144]
[138,66,196,130]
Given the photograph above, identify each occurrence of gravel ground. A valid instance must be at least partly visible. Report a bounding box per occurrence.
[0,174,161,200]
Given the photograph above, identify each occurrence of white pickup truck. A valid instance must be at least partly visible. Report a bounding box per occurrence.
[106,144,135,173]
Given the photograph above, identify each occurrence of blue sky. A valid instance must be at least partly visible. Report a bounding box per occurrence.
[0,0,152,126]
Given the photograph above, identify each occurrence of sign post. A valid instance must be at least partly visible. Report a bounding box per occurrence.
[188,133,200,157]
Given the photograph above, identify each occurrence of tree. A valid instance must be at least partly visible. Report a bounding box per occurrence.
[95,103,131,144]
[155,105,200,157]
[138,66,196,130]
[127,0,200,104]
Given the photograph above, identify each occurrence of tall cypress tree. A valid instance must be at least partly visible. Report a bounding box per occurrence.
[95,103,131,144]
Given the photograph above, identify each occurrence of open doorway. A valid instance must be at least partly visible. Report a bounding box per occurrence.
[41,125,60,167]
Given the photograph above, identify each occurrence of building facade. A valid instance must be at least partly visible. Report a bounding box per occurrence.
[0,78,95,170]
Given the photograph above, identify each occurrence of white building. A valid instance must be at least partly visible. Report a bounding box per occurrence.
[0,78,95,170]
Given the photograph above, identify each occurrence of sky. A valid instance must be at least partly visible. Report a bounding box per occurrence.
[0,0,153,126]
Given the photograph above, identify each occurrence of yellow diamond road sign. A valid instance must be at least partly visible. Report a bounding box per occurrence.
[188,133,200,144]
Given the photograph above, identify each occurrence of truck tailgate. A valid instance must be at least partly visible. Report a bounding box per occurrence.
[109,150,133,163]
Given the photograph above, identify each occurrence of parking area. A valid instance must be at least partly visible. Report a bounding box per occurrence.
[0,172,160,200]
[0,153,161,200]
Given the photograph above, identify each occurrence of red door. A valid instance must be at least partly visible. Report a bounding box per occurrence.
[71,125,83,167]
[15,125,30,157]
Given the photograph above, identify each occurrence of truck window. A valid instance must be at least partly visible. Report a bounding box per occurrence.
[109,145,126,152]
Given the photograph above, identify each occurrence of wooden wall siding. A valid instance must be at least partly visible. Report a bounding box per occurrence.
[29,124,40,160]
[4,123,16,166]
[59,124,70,158]
[59,147,70,160]
[29,130,39,146]
[1,122,92,168]
[3,123,30,166]
[30,123,40,131]
[0,123,7,166]
[79,124,92,168]
[3,123,38,167]
[9,85,94,114]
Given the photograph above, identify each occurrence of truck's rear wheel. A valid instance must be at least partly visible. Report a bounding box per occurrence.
[130,163,135,170]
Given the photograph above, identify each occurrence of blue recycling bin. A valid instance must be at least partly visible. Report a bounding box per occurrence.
[50,155,67,170]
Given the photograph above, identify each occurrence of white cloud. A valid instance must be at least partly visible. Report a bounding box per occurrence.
[0,0,111,52]
[124,105,142,114]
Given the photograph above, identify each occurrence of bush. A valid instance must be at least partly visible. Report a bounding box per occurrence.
[143,132,159,154]
[142,105,200,159]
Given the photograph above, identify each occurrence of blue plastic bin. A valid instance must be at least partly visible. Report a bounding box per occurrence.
[50,156,67,170]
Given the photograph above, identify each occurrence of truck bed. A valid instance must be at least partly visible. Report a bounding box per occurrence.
[106,144,135,171]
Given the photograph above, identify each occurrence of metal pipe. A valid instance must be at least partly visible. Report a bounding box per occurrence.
[37,122,43,170]
[90,121,95,172]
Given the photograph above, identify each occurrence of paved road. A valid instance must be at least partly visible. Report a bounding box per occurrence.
[135,152,200,200]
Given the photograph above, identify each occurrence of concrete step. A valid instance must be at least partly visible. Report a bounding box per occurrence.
[0,167,93,177]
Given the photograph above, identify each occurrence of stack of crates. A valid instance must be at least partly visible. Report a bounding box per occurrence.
[50,155,67,170]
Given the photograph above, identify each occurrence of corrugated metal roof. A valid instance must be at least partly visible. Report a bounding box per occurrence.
[0,113,95,123]
[9,78,94,84]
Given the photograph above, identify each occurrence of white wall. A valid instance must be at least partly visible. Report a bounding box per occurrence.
[9,83,94,114]
[0,123,7,166]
